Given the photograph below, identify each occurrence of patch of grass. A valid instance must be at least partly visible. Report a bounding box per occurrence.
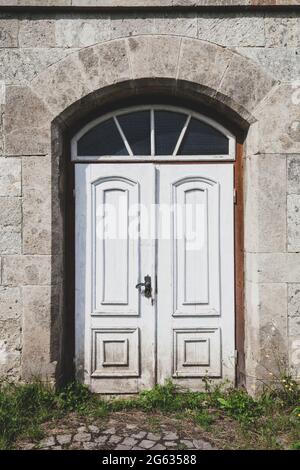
[0,381,55,449]
[108,380,206,413]
[106,380,264,427]
[211,389,264,426]
[291,441,300,450]
[194,410,215,430]
[0,377,299,450]
[146,415,163,433]
[103,379,299,448]
[25,424,45,442]
[0,380,108,449]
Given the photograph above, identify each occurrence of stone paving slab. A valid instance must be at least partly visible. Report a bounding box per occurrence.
[17,411,216,451]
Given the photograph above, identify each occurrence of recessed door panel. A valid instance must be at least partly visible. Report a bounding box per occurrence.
[173,328,221,378]
[93,178,140,315]
[91,328,140,377]
[173,177,220,316]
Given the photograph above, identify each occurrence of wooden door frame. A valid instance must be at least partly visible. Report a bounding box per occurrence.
[64,143,245,388]
[234,142,245,386]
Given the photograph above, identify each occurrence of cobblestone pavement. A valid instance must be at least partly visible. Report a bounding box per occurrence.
[18,412,216,451]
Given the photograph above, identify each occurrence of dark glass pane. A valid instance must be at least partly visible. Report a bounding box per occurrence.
[77,118,128,156]
[155,111,187,155]
[178,118,229,155]
[118,111,150,155]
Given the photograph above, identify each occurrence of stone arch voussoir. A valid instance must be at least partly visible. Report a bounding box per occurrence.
[28,35,277,128]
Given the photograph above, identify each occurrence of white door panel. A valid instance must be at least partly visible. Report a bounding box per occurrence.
[75,164,156,393]
[75,163,235,392]
[157,164,235,388]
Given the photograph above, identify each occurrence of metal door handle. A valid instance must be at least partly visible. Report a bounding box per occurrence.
[135,275,152,298]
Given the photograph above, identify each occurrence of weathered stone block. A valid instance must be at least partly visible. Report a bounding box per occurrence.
[288,194,300,252]
[0,158,21,196]
[246,253,300,284]
[257,283,287,346]
[73,432,92,442]
[245,281,288,387]
[4,86,53,156]
[2,255,53,286]
[22,156,51,255]
[21,285,57,381]
[288,336,300,378]
[288,284,300,318]
[0,318,21,380]
[0,230,21,254]
[22,196,51,255]
[111,14,154,39]
[0,107,4,157]
[128,35,180,79]
[154,13,197,37]
[56,16,111,47]
[0,19,19,48]
[247,83,300,155]
[197,13,265,46]
[287,156,300,194]
[0,197,21,227]
[0,319,20,349]
[289,316,300,337]
[31,52,95,116]
[39,436,55,448]
[22,155,50,189]
[0,286,22,321]
[78,39,131,95]
[0,48,75,85]
[178,37,232,94]
[19,19,56,48]
[218,52,276,115]
[244,154,286,252]
[265,14,300,47]
[237,47,300,81]
[0,0,70,5]
[56,434,72,445]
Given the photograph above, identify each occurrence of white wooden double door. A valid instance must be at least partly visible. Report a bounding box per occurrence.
[75,163,235,393]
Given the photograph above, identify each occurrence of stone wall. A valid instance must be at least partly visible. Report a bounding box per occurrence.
[0,6,299,391]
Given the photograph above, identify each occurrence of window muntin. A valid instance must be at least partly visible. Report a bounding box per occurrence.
[72,106,235,161]
[178,117,229,155]
[154,110,187,156]
[77,118,129,157]
[117,111,151,156]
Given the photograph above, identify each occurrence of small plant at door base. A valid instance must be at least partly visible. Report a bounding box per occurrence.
[56,382,93,412]
[0,375,299,450]
[269,374,300,406]
[0,380,108,450]
[291,441,300,450]
[193,410,215,430]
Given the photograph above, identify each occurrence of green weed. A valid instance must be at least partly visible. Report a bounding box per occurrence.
[291,441,300,450]
[0,377,299,450]
[194,410,215,430]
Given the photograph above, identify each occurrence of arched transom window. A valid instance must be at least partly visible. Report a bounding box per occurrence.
[71,106,235,161]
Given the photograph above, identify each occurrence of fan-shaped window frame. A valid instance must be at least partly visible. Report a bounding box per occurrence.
[71,105,236,162]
